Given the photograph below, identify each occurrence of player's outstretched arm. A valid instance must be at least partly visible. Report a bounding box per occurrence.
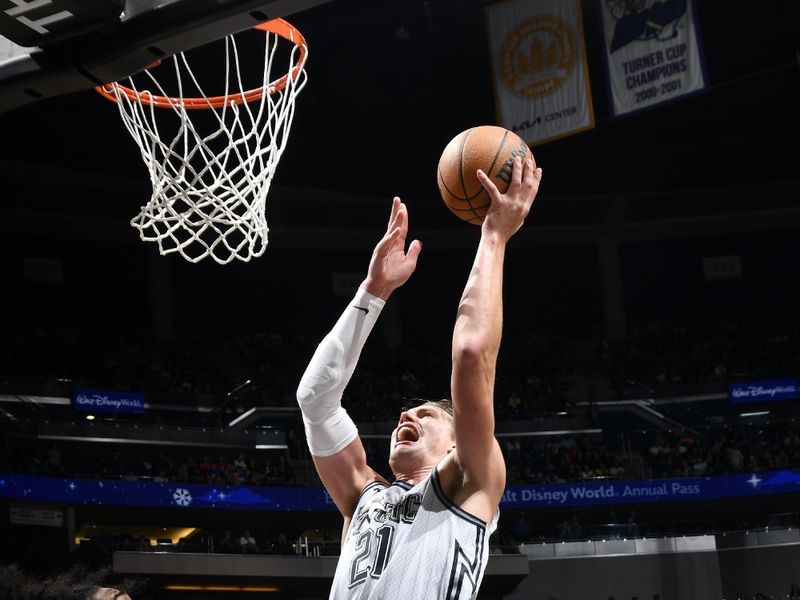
[296,198,422,519]
[450,157,542,522]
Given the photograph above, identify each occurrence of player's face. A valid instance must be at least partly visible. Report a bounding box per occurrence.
[388,404,455,470]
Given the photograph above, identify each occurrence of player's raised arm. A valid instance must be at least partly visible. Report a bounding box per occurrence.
[450,157,542,519]
[296,198,422,519]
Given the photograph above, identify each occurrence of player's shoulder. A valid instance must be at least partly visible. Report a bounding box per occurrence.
[355,478,391,504]
[434,452,503,525]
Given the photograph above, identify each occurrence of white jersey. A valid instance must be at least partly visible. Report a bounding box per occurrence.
[329,468,499,600]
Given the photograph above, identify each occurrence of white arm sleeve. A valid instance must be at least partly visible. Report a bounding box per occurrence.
[296,286,385,457]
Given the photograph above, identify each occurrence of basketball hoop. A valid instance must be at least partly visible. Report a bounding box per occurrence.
[96,19,308,264]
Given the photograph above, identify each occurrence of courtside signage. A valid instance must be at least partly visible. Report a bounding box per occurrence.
[502,469,800,507]
[72,388,145,414]
[0,473,332,510]
[729,379,799,404]
[1,469,797,511]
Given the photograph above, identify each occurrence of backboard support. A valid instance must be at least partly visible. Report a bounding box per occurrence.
[0,0,333,113]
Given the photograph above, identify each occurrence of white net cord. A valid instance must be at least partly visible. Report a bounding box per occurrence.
[108,28,307,264]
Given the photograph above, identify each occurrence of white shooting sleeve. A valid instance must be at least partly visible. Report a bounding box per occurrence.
[296,287,385,456]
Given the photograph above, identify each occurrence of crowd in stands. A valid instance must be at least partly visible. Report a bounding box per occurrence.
[77,511,800,552]
[491,421,799,485]
[9,445,301,487]
[0,323,311,407]
[1,313,798,423]
[643,423,800,478]
[5,418,799,488]
[1,309,799,488]
[360,420,800,486]
[79,528,300,556]
[501,435,624,485]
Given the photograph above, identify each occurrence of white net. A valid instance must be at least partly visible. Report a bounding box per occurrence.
[104,21,307,264]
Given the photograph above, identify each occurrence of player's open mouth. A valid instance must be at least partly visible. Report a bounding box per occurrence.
[395,423,420,445]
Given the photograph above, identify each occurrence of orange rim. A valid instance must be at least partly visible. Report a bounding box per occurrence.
[95,18,307,109]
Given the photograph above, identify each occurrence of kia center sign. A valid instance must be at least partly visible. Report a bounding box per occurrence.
[72,388,145,414]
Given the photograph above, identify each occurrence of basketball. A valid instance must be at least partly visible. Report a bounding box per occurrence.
[437,125,535,225]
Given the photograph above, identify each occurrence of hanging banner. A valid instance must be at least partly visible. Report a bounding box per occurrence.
[486,0,595,146]
[600,0,708,117]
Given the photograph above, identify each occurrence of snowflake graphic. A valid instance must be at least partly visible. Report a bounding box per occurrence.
[172,488,193,506]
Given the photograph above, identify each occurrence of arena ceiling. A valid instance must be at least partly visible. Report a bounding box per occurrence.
[0,0,798,226]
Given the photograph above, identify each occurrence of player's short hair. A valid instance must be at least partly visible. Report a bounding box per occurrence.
[405,398,454,419]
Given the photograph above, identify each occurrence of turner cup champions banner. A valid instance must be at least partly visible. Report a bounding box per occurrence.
[486,0,595,146]
[600,0,708,116]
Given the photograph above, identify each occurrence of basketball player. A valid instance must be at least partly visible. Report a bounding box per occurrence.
[297,156,542,599]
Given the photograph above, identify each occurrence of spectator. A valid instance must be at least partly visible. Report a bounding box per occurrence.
[239,529,259,554]
[276,532,292,555]
[569,515,584,540]
[46,444,61,474]
[556,519,571,541]
[234,452,247,470]
[274,455,295,485]
[218,530,238,553]
[134,534,151,552]
[727,444,744,471]
[511,511,533,544]
[626,510,639,538]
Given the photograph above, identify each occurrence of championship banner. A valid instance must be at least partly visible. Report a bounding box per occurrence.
[486,0,595,146]
[600,0,708,117]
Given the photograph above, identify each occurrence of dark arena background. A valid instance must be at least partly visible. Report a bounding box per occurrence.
[1,0,799,599]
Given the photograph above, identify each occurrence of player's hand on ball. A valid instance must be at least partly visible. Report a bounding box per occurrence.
[362,197,423,300]
[477,156,542,240]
